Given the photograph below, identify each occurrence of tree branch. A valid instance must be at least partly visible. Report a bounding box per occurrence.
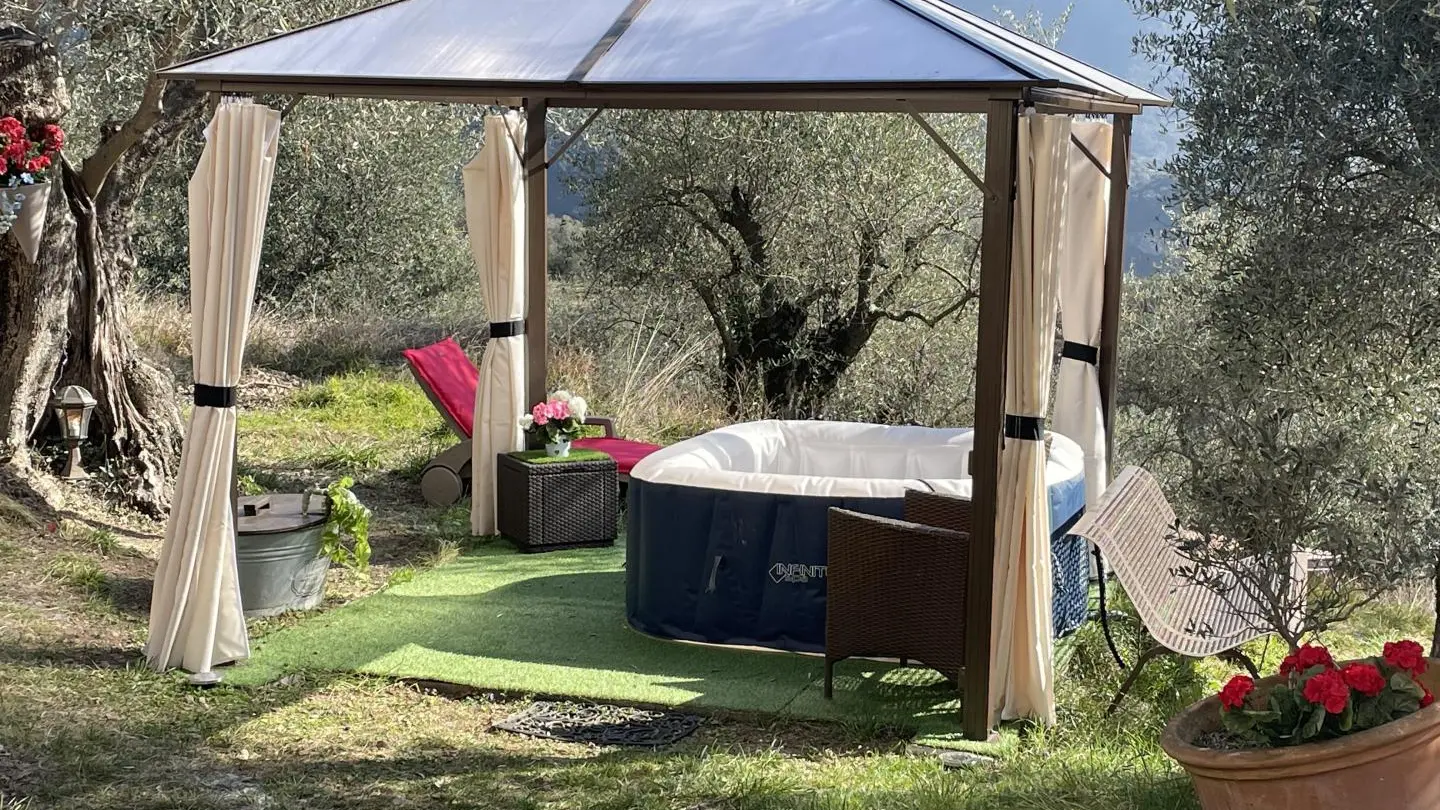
[871,290,979,329]
[77,14,194,198]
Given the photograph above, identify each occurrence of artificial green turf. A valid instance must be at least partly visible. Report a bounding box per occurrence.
[230,541,995,749]
[507,449,611,465]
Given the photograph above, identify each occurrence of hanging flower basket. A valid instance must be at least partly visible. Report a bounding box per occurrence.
[6,182,51,262]
[0,184,18,237]
[0,116,64,262]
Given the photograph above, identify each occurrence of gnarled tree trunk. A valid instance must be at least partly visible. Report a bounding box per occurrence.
[0,26,187,515]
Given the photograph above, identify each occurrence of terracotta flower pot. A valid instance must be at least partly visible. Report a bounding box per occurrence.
[1162,659,1440,810]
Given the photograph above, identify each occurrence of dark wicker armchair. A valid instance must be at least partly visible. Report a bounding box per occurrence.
[824,489,972,699]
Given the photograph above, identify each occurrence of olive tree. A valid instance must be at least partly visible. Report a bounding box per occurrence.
[1125,0,1440,649]
[0,0,378,513]
[0,0,479,512]
[135,98,476,314]
[568,109,988,420]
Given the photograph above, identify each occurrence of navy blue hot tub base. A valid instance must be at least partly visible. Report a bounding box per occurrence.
[627,477,1088,654]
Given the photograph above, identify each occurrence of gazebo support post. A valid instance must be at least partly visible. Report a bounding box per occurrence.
[963,99,1020,742]
[524,99,550,408]
[1098,113,1132,466]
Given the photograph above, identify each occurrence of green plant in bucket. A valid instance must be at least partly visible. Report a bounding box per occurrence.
[319,477,371,571]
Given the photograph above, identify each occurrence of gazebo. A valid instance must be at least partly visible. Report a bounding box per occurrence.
[144,0,1169,741]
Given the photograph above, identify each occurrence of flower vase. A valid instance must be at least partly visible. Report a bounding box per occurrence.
[5,182,51,263]
[544,439,572,458]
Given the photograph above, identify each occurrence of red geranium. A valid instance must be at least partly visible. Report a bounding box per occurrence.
[1219,675,1255,710]
[1340,662,1387,697]
[1423,686,1434,709]
[1301,669,1351,714]
[0,117,63,183]
[1280,643,1335,676]
[1383,640,1428,677]
[39,123,63,151]
[0,116,24,141]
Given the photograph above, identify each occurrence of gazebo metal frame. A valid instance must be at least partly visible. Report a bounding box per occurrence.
[159,0,1167,740]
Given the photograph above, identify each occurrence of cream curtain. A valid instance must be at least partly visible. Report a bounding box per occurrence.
[1053,120,1113,508]
[468,112,528,535]
[990,112,1071,725]
[147,101,281,673]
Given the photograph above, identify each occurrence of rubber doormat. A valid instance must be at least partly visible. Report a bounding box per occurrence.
[495,701,701,747]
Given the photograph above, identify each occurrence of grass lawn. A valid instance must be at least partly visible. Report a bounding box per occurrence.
[1,370,1433,810]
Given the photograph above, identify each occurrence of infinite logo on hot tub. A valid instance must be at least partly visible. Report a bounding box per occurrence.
[769,562,827,584]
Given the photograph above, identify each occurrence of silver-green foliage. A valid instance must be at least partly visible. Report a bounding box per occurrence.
[1124,0,1440,645]
[3,0,479,315]
[137,99,477,313]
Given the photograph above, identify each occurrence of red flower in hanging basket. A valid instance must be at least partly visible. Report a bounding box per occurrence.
[39,123,64,151]
[0,118,64,186]
[1384,640,1428,677]
[0,116,25,142]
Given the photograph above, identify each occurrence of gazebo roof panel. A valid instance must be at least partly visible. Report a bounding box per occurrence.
[166,0,634,83]
[158,0,1170,109]
[905,0,1169,106]
[584,0,1029,85]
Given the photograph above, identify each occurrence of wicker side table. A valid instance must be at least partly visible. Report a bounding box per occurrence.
[496,450,618,552]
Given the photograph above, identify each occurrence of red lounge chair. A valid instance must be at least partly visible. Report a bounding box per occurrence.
[402,337,662,506]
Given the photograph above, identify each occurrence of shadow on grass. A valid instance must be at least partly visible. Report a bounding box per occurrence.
[0,640,141,669]
[102,575,153,617]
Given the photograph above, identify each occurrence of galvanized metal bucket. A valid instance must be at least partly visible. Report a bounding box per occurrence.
[235,493,330,618]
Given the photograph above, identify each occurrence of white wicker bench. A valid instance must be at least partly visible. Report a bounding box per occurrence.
[1072,466,1310,712]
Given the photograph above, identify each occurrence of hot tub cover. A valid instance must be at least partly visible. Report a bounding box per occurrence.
[626,421,1087,652]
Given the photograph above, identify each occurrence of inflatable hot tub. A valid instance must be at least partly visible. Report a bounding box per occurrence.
[626,421,1088,653]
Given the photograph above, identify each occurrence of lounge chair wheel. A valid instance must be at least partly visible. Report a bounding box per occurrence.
[420,463,466,507]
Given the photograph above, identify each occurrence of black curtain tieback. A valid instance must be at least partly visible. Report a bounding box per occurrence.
[193,384,237,408]
[1004,415,1045,441]
[489,320,526,339]
[1061,341,1099,366]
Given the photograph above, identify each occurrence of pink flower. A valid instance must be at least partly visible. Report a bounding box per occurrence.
[549,399,570,420]
[531,402,550,426]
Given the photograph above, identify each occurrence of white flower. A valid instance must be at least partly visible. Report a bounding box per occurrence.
[551,390,573,403]
[518,414,534,429]
[569,396,588,422]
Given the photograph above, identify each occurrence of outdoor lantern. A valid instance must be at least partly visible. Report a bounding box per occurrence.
[50,385,96,480]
